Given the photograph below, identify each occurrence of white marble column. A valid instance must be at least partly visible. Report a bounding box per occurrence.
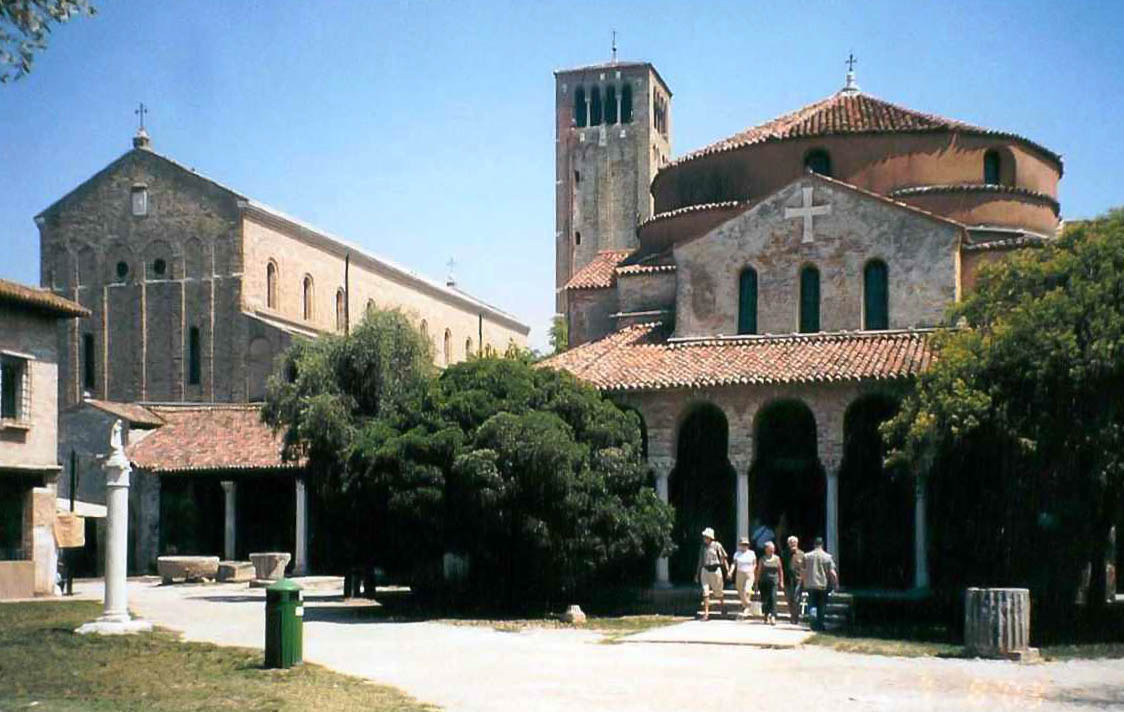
[293,477,308,576]
[826,469,839,563]
[77,420,152,635]
[221,481,236,561]
[732,456,752,543]
[914,473,930,590]
[651,457,673,588]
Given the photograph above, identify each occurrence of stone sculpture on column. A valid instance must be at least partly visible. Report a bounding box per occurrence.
[76,420,153,635]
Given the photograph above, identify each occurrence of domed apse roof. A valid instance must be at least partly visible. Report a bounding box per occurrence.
[660,89,1062,174]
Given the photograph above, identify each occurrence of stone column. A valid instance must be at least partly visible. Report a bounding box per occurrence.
[651,457,673,588]
[914,473,929,590]
[731,456,752,543]
[221,481,236,561]
[293,477,308,576]
[77,420,152,635]
[817,412,844,568]
[964,587,1038,660]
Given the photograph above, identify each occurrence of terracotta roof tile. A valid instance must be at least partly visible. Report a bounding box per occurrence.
[563,250,633,290]
[0,278,89,318]
[127,404,300,473]
[540,323,935,392]
[80,399,164,428]
[663,91,1062,173]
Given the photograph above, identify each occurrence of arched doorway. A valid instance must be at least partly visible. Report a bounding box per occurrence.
[840,394,912,588]
[669,403,735,582]
[749,400,824,553]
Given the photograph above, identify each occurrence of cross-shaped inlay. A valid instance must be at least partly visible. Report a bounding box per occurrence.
[785,186,831,244]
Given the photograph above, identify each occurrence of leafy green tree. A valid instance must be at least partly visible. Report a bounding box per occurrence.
[548,315,568,355]
[884,209,1124,612]
[262,307,673,605]
[1,0,96,82]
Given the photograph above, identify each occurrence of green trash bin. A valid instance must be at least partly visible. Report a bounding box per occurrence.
[264,578,303,668]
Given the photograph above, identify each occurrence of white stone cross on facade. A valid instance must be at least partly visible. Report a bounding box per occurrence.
[785,186,832,244]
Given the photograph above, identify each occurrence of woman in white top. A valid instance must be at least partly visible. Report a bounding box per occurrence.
[729,536,757,617]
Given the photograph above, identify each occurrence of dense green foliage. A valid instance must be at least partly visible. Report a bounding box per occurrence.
[548,315,568,355]
[262,308,673,605]
[1,0,95,82]
[884,209,1124,611]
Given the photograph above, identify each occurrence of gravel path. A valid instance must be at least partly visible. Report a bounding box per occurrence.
[80,579,1124,712]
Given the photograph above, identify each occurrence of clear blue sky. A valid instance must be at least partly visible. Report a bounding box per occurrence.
[2,1,1121,350]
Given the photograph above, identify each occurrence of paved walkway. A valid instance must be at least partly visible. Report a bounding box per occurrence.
[621,618,812,647]
[71,579,1124,712]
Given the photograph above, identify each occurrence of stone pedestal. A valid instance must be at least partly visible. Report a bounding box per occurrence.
[77,420,153,636]
[157,555,220,584]
[964,587,1038,661]
[217,560,254,583]
[250,552,291,587]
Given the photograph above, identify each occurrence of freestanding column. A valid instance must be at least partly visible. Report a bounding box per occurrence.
[651,458,672,588]
[826,471,839,563]
[293,478,308,576]
[221,481,236,561]
[914,474,930,590]
[77,420,152,635]
[733,457,751,542]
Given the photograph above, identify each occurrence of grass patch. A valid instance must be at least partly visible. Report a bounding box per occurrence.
[1041,643,1124,660]
[0,600,435,711]
[807,632,962,658]
[436,613,685,639]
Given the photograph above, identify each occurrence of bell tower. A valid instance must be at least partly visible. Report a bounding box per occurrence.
[553,59,672,311]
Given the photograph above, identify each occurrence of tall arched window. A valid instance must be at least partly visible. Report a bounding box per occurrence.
[465,337,474,358]
[605,85,618,124]
[590,85,603,126]
[737,267,758,335]
[302,275,314,321]
[621,83,633,124]
[863,260,889,330]
[983,149,1001,185]
[335,288,346,331]
[420,319,429,342]
[187,326,201,385]
[574,86,587,128]
[799,265,820,333]
[804,149,832,176]
[443,329,452,365]
[266,261,278,309]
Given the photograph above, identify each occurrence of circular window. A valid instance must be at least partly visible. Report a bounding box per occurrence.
[153,258,167,277]
[116,261,129,280]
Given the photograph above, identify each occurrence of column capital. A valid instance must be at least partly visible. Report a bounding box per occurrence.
[649,456,674,479]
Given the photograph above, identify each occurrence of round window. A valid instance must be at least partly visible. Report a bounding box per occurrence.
[153,258,167,277]
[116,261,129,280]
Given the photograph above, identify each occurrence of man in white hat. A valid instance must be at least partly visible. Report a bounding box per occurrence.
[695,527,729,620]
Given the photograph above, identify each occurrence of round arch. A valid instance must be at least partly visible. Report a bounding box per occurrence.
[668,402,735,582]
[839,392,911,588]
[749,399,824,553]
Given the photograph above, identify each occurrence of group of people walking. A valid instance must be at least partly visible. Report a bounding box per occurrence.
[695,527,838,629]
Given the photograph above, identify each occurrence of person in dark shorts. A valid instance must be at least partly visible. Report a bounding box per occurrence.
[755,540,784,625]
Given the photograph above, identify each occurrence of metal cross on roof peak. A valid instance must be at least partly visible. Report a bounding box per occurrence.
[845,52,857,72]
[134,102,148,130]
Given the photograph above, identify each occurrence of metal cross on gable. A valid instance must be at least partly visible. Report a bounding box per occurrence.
[785,186,832,244]
[846,52,857,72]
[135,102,148,130]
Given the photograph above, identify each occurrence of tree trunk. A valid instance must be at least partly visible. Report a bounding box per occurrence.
[1087,480,1120,611]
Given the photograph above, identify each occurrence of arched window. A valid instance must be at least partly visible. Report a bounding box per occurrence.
[983,149,1001,185]
[335,288,346,331]
[863,260,889,330]
[575,231,581,246]
[420,319,428,342]
[443,329,452,365]
[737,267,758,335]
[302,275,314,321]
[82,333,96,391]
[187,326,201,385]
[621,83,633,124]
[590,86,603,126]
[799,265,820,333]
[266,261,278,309]
[465,337,473,358]
[605,85,618,124]
[574,86,587,128]
[804,149,832,177]
[366,298,375,315]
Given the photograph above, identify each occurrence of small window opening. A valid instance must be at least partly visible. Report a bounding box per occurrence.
[82,333,95,391]
[0,355,28,421]
[983,150,1001,185]
[574,87,587,128]
[805,149,832,177]
[574,231,582,246]
[153,258,167,277]
[605,85,618,124]
[187,327,201,385]
[131,185,148,216]
[115,261,129,281]
[621,83,633,124]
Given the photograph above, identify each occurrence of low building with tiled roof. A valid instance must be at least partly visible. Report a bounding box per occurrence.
[547,57,1064,593]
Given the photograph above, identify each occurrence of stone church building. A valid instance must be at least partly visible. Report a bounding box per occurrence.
[37,128,529,574]
[544,61,1062,591]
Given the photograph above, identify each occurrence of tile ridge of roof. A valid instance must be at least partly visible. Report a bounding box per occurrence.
[665,327,938,346]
